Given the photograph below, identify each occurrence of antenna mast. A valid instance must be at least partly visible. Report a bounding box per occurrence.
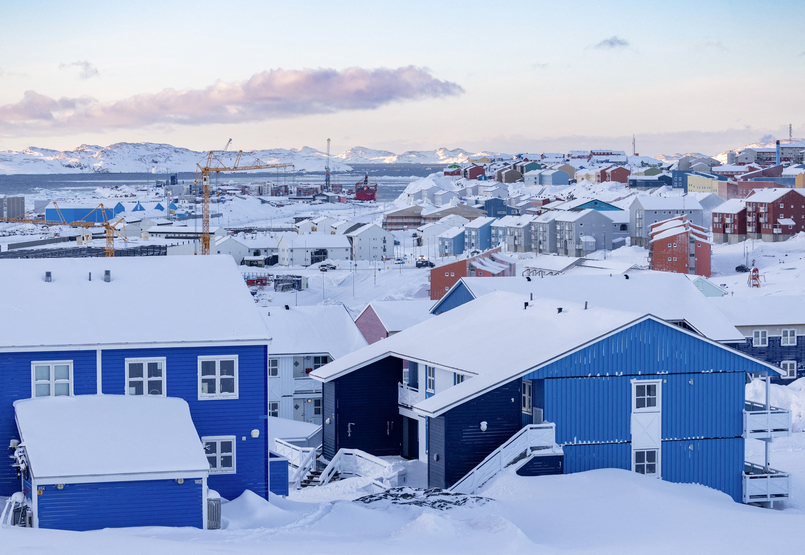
[325,138,331,191]
[632,135,636,156]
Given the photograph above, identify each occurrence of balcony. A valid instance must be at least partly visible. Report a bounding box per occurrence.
[747,226,756,233]
[743,462,790,504]
[759,206,768,213]
[773,227,782,235]
[743,401,791,439]
[398,383,419,408]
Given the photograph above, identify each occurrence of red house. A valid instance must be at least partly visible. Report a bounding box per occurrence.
[649,217,711,277]
[711,199,747,244]
[606,166,631,183]
[745,188,805,242]
[462,164,486,180]
[354,300,435,345]
[429,247,515,300]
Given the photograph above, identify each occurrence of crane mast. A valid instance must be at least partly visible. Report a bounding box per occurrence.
[325,138,331,191]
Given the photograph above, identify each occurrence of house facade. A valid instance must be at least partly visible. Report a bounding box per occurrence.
[346,223,393,261]
[277,234,351,265]
[649,217,711,277]
[744,188,805,242]
[464,216,495,252]
[555,209,613,256]
[630,197,703,248]
[711,200,747,244]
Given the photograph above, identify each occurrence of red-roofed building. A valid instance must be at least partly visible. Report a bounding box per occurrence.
[649,216,711,277]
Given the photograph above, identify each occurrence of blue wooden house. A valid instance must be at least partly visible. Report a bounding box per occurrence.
[438,227,465,257]
[13,395,210,530]
[0,256,282,516]
[312,291,790,504]
[464,216,495,252]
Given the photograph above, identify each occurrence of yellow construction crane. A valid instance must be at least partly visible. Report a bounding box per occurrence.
[194,148,294,255]
[0,202,127,257]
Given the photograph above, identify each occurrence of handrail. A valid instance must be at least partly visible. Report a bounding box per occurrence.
[318,448,394,486]
[449,423,558,495]
[292,446,320,490]
[274,438,314,468]
[398,383,419,407]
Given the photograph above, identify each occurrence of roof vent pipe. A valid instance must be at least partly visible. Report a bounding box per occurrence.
[104,270,111,283]
[524,302,528,310]
[557,307,563,314]
[585,301,588,310]
[44,271,52,283]
[530,293,533,301]
[89,272,91,281]
[624,274,630,280]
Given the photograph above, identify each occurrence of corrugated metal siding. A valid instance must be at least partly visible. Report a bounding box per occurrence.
[328,357,403,457]
[102,345,268,501]
[432,380,521,489]
[563,442,631,473]
[323,381,337,460]
[662,438,744,503]
[269,453,289,496]
[0,349,96,496]
[431,282,474,314]
[36,478,203,530]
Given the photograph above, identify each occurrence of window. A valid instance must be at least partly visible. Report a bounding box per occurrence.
[125,358,165,396]
[32,362,72,397]
[313,356,329,370]
[782,329,797,346]
[268,358,279,377]
[445,272,449,277]
[454,373,465,385]
[522,380,532,414]
[198,356,238,399]
[634,449,658,475]
[203,436,236,474]
[673,243,677,248]
[426,366,435,393]
[268,401,279,417]
[781,361,797,380]
[634,382,658,410]
[667,243,671,247]
[313,398,322,416]
[450,272,455,277]
[753,330,768,347]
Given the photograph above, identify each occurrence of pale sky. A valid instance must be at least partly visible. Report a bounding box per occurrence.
[1,0,803,157]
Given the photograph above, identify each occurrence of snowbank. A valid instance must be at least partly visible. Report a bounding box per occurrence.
[747,377,805,431]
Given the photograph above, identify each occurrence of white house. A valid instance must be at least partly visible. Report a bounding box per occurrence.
[295,219,316,235]
[345,223,393,261]
[329,220,353,234]
[277,234,351,266]
[263,305,367,424]
[310,215,337,233]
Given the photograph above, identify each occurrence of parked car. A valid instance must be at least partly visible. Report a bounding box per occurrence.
[319,263,337,271]
[393,258,405,265]
[735,264,750,273]
[416,259,435,268]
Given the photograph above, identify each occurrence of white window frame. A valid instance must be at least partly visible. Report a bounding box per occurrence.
[313,355,329,370]
[313,398,322,416]
[632,380,662,412]
[125,357,166,396]
[781,361,797,380]
[268,358,279,377]
[454,373,465,385]
[268,401,279,417]
[522,379,532,414]
[633,448,660,476]
[402,366,409,385]
[202,435,236,474]
[198,356,239,400]
[753,330,768,347]
[781,329,797,346]
[31,361,73,398]
[426,366,435,393]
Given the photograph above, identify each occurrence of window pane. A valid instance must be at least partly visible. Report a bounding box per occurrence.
[148,362,162,378]
[35,384,50,397]
[646,397,656,408]
[646,451,656,463]
[647,385,656,397]
[205,442,217,454]
[646,464,656,474]
[207,456,217,469]
[221,456,233,469]
[54,383,69,396]
[201,360,216,376]
[54,365,70,380]
[129,363,144,379]
[636,385,645,397]
[35,366,50,382]
[147,380,163,395]
[129,381,144,395]
[202,378,216,394]
[636,398,646,409]
[635,451,645,464]
[220,377,235,394]
[635,465,645,474]
[220,441,233,454]
[220,360,235,376]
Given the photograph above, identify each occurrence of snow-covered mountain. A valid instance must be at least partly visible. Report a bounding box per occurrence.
[0,142,511,175]
[654,152,710,163]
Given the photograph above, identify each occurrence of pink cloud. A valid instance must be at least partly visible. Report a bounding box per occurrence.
[0,66,463,134]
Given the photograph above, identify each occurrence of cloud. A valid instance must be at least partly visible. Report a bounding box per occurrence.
[0,66,463,135]
[592,36,629,50]
[59,60,99,79]
[531,62,548,70]
[759,134,775,143]
[698,40,728,52]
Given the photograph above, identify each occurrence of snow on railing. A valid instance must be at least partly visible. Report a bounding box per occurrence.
[274,438,321,489]
[449,423,558,495]
[318,448,403,489]
[743,401,791,439]
[398,383,419,407]
[743,462,790,504]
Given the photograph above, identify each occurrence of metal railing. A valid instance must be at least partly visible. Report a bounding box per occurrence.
[398,383,419,407]
[743,462,790,503]
[743,401,791,439]
[449,423,559,495]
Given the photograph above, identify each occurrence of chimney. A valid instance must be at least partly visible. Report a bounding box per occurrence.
[584,301,588,310]
[776,140,781,166]
[89,272,92,281]
[104,270,111,283]
[557,307,563,314]
[44,271,52,283]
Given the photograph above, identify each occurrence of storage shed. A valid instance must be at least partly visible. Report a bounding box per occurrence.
[13,395,210,531]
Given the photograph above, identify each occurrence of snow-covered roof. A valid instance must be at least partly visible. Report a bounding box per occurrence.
[712,199,746,215]
[635,197,703,211]
[650,226,689,242]
[15,396,209,479]
[363,300,435,334]
[278,234,351,248]
[522,255,581,273]
[710,296,805,327]
[433,273,744,342]
[471,258,507,273]
[147,224,223,234]
[312,292,777,417]
[746,188,804,203]
[603,210,629,224]
[261,305,367,358]
[439,227,465,239]
[0,256,268,348]
[779,218,796,226]
[555,209,592,223]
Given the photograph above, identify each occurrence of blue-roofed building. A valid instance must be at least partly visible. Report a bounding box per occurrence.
[44,203,116,224]
[0,256,282,511]
[312,291,791,505]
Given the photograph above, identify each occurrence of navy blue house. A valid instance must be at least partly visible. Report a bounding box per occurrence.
[0,256,279,529]
[312,291,790,504]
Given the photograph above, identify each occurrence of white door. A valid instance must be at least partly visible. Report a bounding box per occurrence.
[630,379,662,478]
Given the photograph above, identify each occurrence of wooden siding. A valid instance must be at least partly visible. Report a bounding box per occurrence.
[323,358,403,460]
[731,336,804,383]
[269,453,289,496]
[36,478,203,530]
[428,380,521,489]
[101,345,268,501]
[431,281,475,314]
[0,349,97,496]
[516,454,563,476]
[322,381,337,460]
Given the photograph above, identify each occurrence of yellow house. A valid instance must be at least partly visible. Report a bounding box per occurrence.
[468,156,493,164]
[687,175,721,194]
[796,173,804,189]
